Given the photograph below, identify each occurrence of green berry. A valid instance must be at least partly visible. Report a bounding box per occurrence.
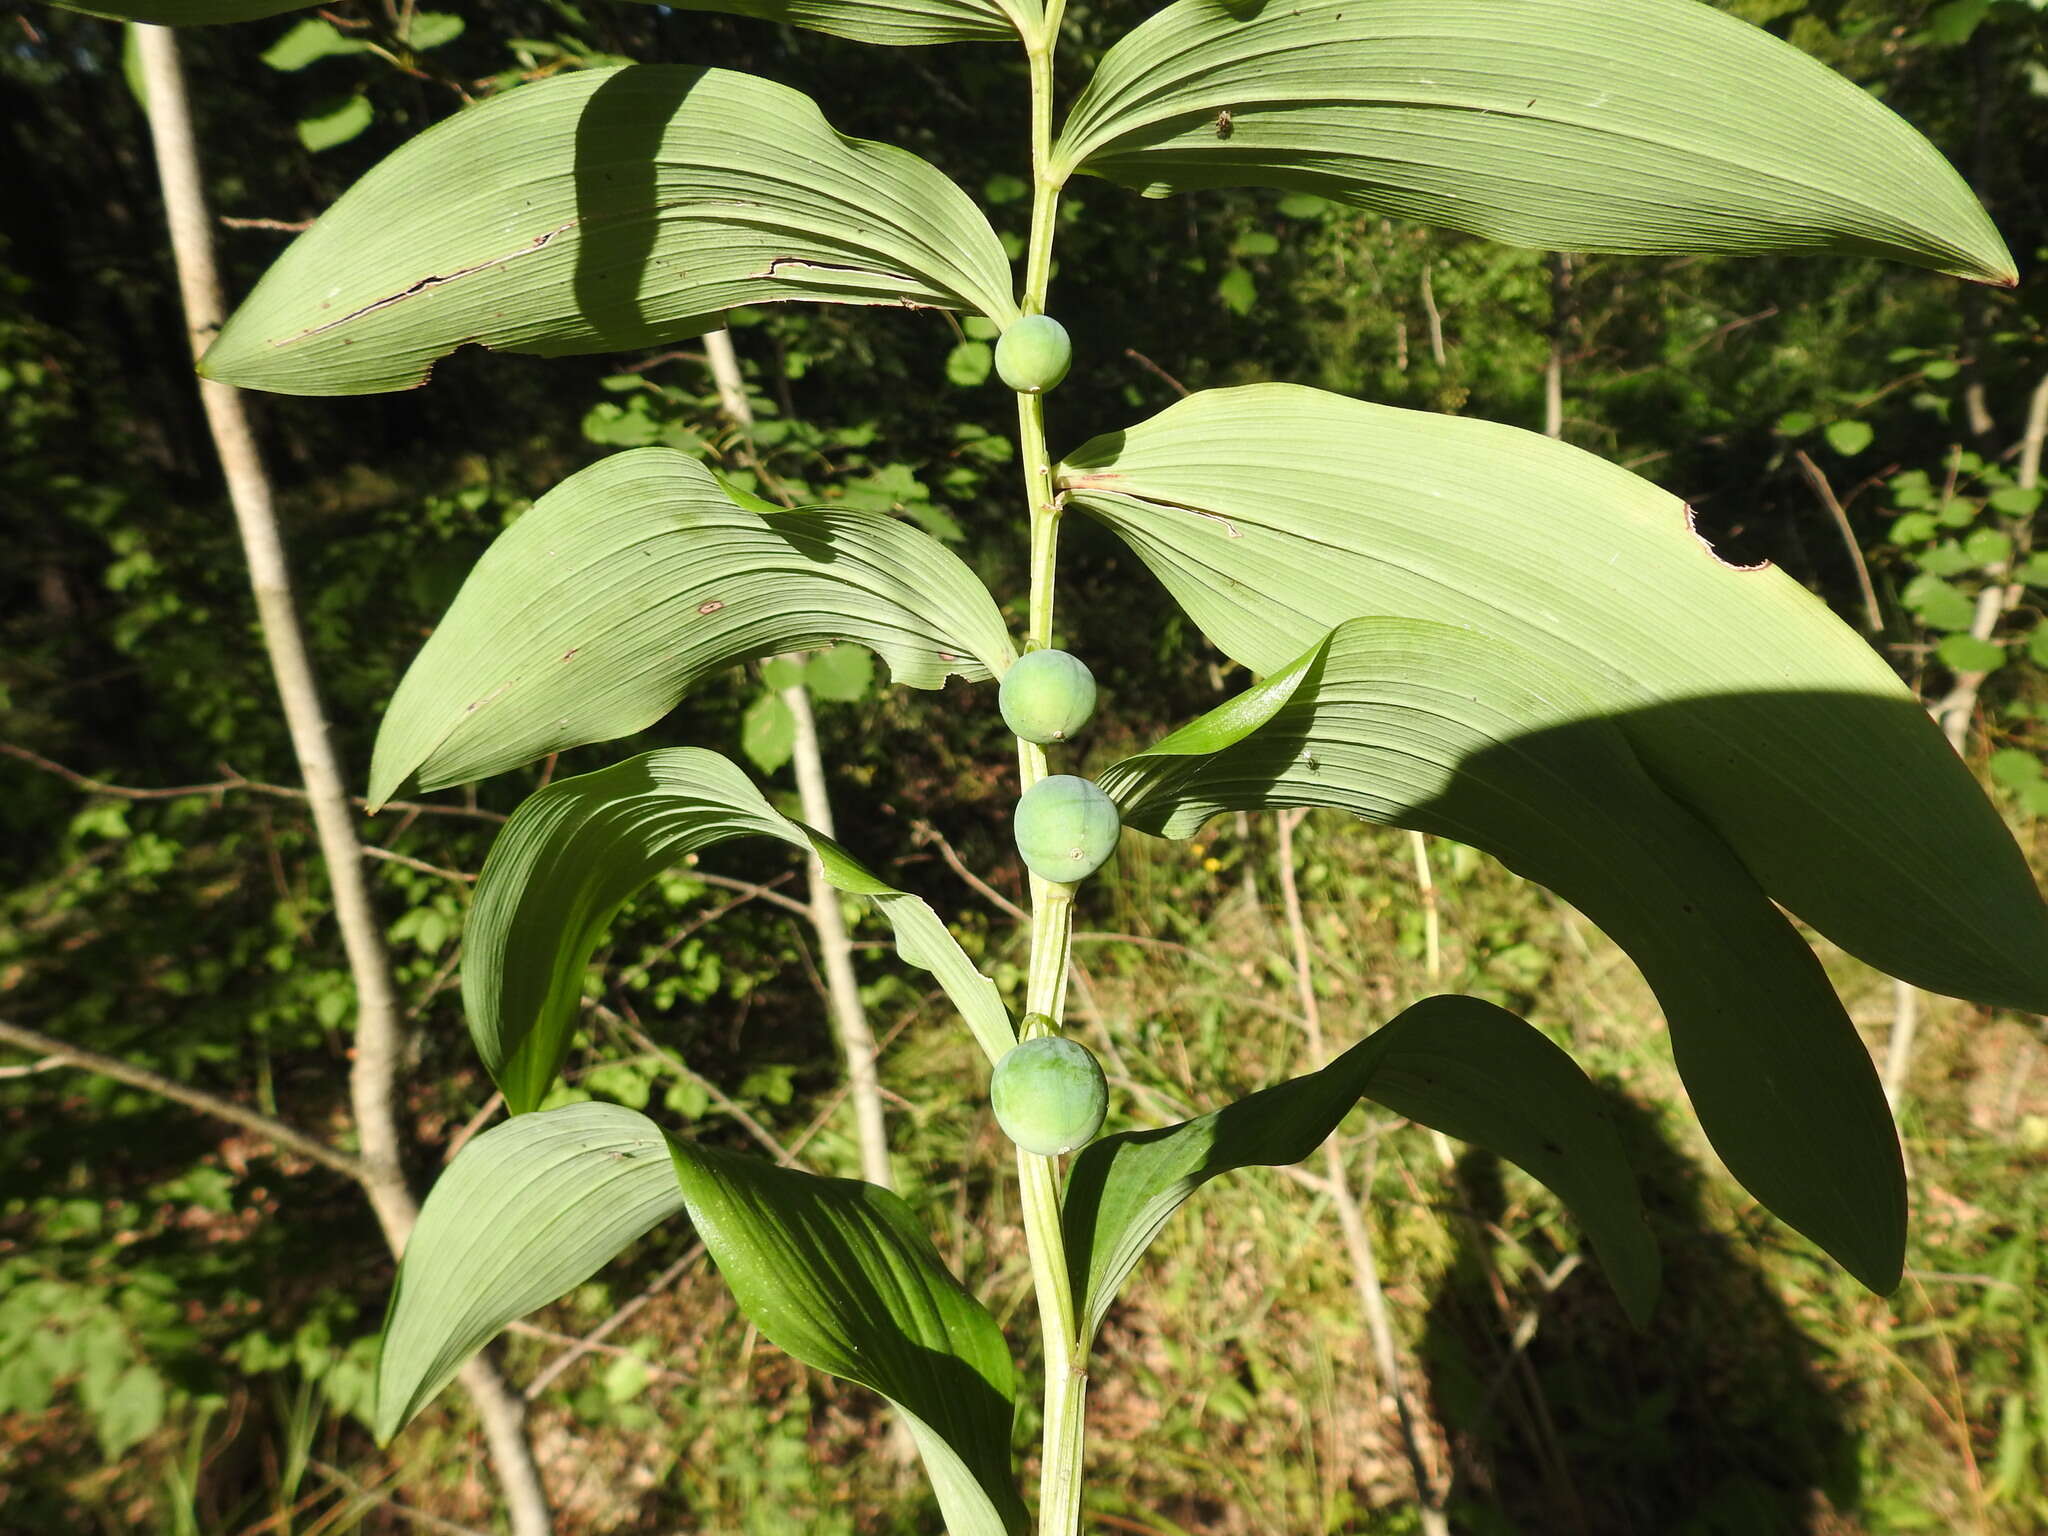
[1000,649,1098,745]
[991,1036,1108,1156]
[1013,775,1121,885]
[994,315,1072,394]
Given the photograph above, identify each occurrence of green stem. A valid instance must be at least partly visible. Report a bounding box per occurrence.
[1019,392,1062,657]
[1012,10,1087,1531]
[1018,886,1081,1535]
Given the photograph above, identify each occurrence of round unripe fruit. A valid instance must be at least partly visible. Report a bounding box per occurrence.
[1000,649,1098,745]
[1013,775,1121,885]
[991,1036,1108,1156]
[994,315,1072,394]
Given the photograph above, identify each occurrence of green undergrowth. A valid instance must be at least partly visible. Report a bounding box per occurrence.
[8,767,2043,1533]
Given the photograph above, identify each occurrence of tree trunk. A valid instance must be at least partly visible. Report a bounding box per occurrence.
[702,328,893,1191]
[134,27,551,1534]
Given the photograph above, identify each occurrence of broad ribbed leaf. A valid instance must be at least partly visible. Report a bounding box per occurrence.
[1099,618,1905,1290]
[1065,994,1658,1337]
[376,1102,684,1441]
[659,0,1029,46]
[1053,0,2013,284]
[369,448,1014,805]
[669,1140,1025,1536]
[1061,385,2048,1017]
[201,66,1018,395]
[466,749,1013,1112]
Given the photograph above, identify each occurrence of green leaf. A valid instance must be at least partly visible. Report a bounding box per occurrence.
[1889,512,1939,545]
[2018,554,2048,588]
[666,1142,1026,1536]
[1776,411,1818,438]
[1988,750,2043,791]
[1065,993,1659,1338]
[376,1102,686,1441]
[403,10,463,49]
[94,1364,165,1458]
[369,449,1013,805]
[947,340,994,388]
[1938,634,2006,674]
[741,692,797,775]
[1824,420,1874,457]
[464,749,1015,1111]
[805,644,876,702]
[1963,528,2014,567]
[296,94,373,154]
[1060,384,2048,1017]
[1053,0,2013,285]
[1903,572,1980,631]
[203,67,1018,395]
[650,0,1027,46]
[1215,266,1257,315]
[1916,539,1976,578]
[760,656,806,691]
[2032,625,2048,667]
[1926,0,1992,46]
[1098,617,1905,1291]
[1989,485,2044,517]
[260,17,368,70]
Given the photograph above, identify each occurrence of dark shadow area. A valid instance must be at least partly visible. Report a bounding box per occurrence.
[574,66,706,344]
[1420,1088,1860,1536]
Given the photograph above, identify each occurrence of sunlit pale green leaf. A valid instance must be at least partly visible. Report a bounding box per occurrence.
[740,692,797,776]
[203,66,1017,395]
[1937,634,2006,674]
[1060,384,2048,1017]
[666,1141,1026,1536]
[804,644,876,702]
[1066,994,1659,1337]
[465,749,1014,1111]
[1054,0,2013,285]
[296,94,373,153]
[1825,420,1875,457]
[260,17,367,70]
[947,340,994,388]
[1099,618,1906,1290]
[369,449,1014,805]
[651,0,1029,47]
[1963,528,2014,567]
[376,1103,686,1441]
[403,11,463,49]
[1904,572,1980,631]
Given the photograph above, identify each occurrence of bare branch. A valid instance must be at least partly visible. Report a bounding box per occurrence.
[0,1018,364,1181]
[915,819,1027,920]
[1,741,507,823]
[1792,450,1884,634]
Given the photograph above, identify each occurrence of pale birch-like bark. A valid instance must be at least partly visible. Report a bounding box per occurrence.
[1276,810,1450,1536]
[134,28,550,1532]
[702,328,893,1190]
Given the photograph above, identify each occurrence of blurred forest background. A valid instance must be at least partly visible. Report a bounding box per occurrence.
[4,0,2048,1531]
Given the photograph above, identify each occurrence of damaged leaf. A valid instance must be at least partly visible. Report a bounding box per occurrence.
[203,66,1018,394]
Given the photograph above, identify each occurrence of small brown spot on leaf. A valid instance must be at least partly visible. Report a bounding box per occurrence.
[698,600,726,615]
